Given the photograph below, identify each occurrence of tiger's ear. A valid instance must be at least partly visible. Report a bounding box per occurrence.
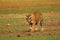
[25,14,29,17]
[25,14,31,17]
[25,15,28,18]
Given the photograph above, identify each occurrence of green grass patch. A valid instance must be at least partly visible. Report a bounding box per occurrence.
[0,18,24,25]
[0,35,60,40]
[0,18,28,32]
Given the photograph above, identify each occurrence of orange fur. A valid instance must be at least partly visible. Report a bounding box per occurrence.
[26,12,43,32]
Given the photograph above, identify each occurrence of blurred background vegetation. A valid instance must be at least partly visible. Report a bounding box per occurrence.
[0,0,60,14]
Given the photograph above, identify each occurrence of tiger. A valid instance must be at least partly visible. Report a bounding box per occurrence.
[26,12,43,32]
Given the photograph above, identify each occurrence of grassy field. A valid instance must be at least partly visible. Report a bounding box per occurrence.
[0,35,60,40]
[0,13,60,40]
[0,0,60,40]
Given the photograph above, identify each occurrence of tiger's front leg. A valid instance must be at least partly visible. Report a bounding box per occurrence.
[30,23,35,32]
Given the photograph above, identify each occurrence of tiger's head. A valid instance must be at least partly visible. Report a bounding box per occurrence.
[26,14,33,25]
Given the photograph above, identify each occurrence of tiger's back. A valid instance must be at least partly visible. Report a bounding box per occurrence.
[30,12,43,23]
